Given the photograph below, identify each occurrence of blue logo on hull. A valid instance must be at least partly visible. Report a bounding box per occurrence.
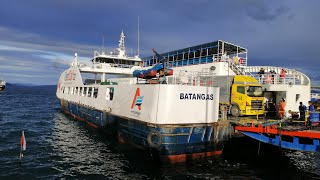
[135,96,144,106]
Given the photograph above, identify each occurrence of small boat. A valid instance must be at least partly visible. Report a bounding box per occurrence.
[0,79,6,91]
[235,119,320,152]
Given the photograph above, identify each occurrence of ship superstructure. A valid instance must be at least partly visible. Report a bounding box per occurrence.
[78,31,142,77]
[142,41,311,117]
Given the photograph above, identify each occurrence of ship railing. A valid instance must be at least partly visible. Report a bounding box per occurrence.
[253,74,303,85]
[105,78,138,85]
[221,109,320,127]
[245,66,310,86]
[93,63,135,69]
[269,110,319,126]
[167,70,215,87]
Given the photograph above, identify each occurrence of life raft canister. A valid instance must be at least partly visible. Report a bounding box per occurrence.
[147,130,162,149]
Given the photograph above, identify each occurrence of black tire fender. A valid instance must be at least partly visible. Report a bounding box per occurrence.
[147,130,162,149]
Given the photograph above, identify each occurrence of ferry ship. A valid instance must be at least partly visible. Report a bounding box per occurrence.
[0,79,6,91]
[56,32,231,163]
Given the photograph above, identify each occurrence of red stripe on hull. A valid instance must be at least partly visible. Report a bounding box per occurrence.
[63,110,99,129]
[161,151,223,164]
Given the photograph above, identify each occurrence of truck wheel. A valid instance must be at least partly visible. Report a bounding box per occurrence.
[231,105,240,117]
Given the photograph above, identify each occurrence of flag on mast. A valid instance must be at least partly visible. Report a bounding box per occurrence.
[20,131,26,151]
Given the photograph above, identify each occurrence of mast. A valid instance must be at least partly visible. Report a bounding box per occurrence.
[138,16,140,57]
[117,30,126,57]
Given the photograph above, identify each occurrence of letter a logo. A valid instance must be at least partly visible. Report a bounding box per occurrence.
[131,88,144,110]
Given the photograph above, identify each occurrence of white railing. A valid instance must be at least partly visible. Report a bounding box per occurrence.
[166,70,215,86]
[245,66,310,86]
[254,74,302,85]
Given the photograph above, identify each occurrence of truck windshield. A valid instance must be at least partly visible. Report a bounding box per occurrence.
[246,86,263,97]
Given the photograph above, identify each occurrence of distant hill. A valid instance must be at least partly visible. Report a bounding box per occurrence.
[6,83,56,87]
[4,83,57,94]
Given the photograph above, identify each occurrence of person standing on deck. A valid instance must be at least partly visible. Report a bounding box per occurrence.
[280,69,286,84]
[299,102,307,121]
[308,101,315,126]
[265,72,274,84]
[258,68,265,83]
[279,98,286,119]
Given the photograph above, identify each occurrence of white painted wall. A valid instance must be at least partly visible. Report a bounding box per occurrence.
[57,68,221,125]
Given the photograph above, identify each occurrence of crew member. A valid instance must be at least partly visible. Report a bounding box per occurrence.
[299,102,306,121]
[279,98,286,119]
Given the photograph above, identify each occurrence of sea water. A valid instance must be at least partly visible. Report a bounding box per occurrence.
[0,85,319,179]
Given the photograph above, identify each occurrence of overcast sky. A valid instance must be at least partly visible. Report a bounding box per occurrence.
[0,0,319,85]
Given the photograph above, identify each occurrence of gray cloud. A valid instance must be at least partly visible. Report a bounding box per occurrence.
[0,1,319,85]
[244,1,290,21]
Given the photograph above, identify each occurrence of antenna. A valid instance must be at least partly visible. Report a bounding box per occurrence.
[102,34,105,53]
[137,16,140,57]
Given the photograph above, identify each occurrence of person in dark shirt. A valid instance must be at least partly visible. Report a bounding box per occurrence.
[258,68,265,76]
[258,68,265,83]
[269,102,277,119]
[299,102,306,121]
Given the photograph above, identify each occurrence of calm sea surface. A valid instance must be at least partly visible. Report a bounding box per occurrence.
[0,85,319,179]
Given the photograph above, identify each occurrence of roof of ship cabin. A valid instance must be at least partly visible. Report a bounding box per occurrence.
[142,40,247,60]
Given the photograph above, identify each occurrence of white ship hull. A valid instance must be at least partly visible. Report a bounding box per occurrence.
[57,65,231,163]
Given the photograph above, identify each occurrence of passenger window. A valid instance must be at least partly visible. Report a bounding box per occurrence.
[237,86,245,94]
[105,87,114,101]
[79,87,83,96]
[93,88,98,98]
[83,87,87,96]
[88,87,92,97]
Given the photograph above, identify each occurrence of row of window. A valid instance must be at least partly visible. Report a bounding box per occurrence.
[94,57,141,66]
[60,86,114,101]
[144,56,214,67]
[61,86,99,98]
[143,47,218,67]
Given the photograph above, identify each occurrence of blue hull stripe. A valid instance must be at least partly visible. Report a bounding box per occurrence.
[241,132,320,152]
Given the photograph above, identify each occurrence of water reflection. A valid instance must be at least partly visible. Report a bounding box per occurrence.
[51,112,133,178]
[51,111,320,179]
